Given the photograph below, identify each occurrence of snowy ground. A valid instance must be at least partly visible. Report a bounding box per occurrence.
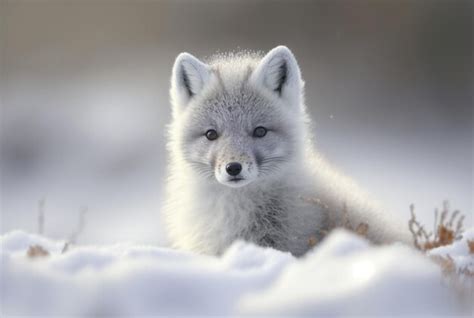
[1,229,473,316]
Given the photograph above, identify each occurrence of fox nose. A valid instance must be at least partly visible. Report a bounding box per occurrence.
[226,162,242,176]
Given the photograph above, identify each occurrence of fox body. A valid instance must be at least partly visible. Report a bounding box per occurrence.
[164,46,410,256]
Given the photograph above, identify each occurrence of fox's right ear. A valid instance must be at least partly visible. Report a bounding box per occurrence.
[170,52,210,115]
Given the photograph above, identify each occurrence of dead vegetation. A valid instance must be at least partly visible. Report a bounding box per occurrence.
[468,240,474,254]
[38,198,45,235]
[409,201,464,251]
[27,200,89,257]
[61,206,88,253]
[408,201,473,303]
[27,245,50,258]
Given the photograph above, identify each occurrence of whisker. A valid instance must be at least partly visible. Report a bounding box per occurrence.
[187,161,215,180]
[260,156,289,164]
[257,155,291,178]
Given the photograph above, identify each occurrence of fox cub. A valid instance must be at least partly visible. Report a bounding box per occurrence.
[163,46,410,256]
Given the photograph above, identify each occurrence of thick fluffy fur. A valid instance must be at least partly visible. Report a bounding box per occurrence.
[164,46,410,256]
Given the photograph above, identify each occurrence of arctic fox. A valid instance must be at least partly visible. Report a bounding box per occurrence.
[164,46,410,256]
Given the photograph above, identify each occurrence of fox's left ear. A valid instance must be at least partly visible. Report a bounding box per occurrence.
[250,46,303,106]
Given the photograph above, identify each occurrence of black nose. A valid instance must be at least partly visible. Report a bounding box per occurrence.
[226,162,242,176]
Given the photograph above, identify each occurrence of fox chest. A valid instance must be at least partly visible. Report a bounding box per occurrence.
[199,191,290,251]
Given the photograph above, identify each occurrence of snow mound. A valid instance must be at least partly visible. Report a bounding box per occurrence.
[1,229,471,316]
[238,230,468,316]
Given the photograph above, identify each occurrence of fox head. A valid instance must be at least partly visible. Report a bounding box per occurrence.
[169,46,307,188]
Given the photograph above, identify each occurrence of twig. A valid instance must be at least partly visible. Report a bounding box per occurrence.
[38,198,45,235]
[409,202,465,251]
[69,206,88,244]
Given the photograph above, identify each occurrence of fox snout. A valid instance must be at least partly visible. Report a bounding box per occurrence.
[214,154,258,188]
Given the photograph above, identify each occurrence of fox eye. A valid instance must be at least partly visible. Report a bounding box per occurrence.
[253,126,267,138]
[205,129,218,140]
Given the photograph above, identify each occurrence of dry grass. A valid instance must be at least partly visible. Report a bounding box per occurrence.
[409,201,473,306]
[409,201,464,251]
[468,240,474,254]
[37,198,45,235]
[28,203,89,257]
[69,206,88,244]
[27,245,50,258]
[61,206,88,253]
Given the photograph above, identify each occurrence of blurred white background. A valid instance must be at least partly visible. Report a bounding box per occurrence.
[1,0,472,245]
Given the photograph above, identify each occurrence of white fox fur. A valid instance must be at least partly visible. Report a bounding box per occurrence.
[164,46,411,256]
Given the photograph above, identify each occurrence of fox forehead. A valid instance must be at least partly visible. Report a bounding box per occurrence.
[189,52,267,118]
[186,87,284,131]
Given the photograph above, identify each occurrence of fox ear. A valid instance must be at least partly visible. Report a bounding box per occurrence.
[250,46,303,106]
[170,52,210,114]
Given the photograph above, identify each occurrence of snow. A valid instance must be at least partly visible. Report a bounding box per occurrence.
[429,228,474,273]
[238,231,468,316]
[1,229,472,316]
